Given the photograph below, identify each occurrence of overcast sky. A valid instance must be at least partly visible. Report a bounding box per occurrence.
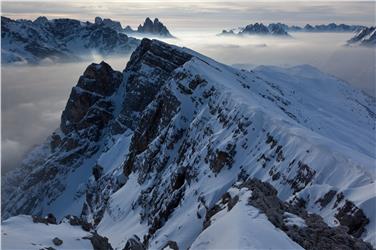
[2,1,375,31]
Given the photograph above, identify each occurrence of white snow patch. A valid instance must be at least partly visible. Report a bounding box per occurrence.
[283,212,307,228]
[2,215,92,250]
[191,190,303,249]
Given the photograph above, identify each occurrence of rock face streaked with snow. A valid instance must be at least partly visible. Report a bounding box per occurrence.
[348,26,376,47]
[2,38,376,249]
[1,16,139,64]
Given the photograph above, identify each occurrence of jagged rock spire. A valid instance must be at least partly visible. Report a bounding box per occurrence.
[137,17,174,37]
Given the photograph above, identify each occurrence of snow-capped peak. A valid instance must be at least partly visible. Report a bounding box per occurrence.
[2,38,375,249]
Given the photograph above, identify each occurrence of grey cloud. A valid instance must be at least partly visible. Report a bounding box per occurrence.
[1,1,374,30]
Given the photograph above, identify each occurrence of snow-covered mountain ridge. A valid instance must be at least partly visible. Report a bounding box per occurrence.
[2,38,375,249]
[1,16,140,64]
[221,22,366,36]
[1,16,174,64]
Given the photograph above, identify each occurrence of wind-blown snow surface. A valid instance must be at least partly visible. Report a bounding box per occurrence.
[2,215,93,249]
[2,39,376,249]
[190,188,303,249]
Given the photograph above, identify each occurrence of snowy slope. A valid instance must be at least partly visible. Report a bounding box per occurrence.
[190,188,303,250]
[2,39,375,249]
[2,215,93,250]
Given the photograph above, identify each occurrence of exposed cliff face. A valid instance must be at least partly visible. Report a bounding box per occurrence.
[112,38,191,132]
[136,17,174,38]
[1,16,139,64]
[122,17,174,38]
[348,26,376,47]
[61,61,123,134]
[1,61,125,219]
[2,39,376,249]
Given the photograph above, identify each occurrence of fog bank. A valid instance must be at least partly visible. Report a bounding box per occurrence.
[1,57,129,174]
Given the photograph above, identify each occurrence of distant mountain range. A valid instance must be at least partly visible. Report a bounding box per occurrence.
[288,23,365,32]
[221,23,289,36]
[347,26,376,47]
[220,22,366,36]
[1,16,173,64]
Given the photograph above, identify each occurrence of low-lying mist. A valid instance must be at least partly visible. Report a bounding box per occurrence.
[164,32,375,94]
[2,32,375,174]
[1,57,129,175]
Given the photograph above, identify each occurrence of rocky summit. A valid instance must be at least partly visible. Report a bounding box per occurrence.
[127,17,174,38]
[348,26,376,47]
[2,38,376,249]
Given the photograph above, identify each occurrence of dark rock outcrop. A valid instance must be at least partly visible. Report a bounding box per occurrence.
[315,190,337,209]
[200,178,372,250]
[32,213,57,225]
[268,23,289,36]
[52,237,63,246]
[287,161,316,194]
[61,61,122,136]
[114,38,191,132]
[1,61,124,220]
[123,235,146,250]
[209,145,236,173]
[83,232,113,250]
[348,26,376,47]
[162,241,179,250]
[63,215,93,232]
[94,17,123,31]
[335,200,370,238]
[241,23,270,35]
[136,17,173,37]
[241,179,372,250]
[220,29,235,36]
